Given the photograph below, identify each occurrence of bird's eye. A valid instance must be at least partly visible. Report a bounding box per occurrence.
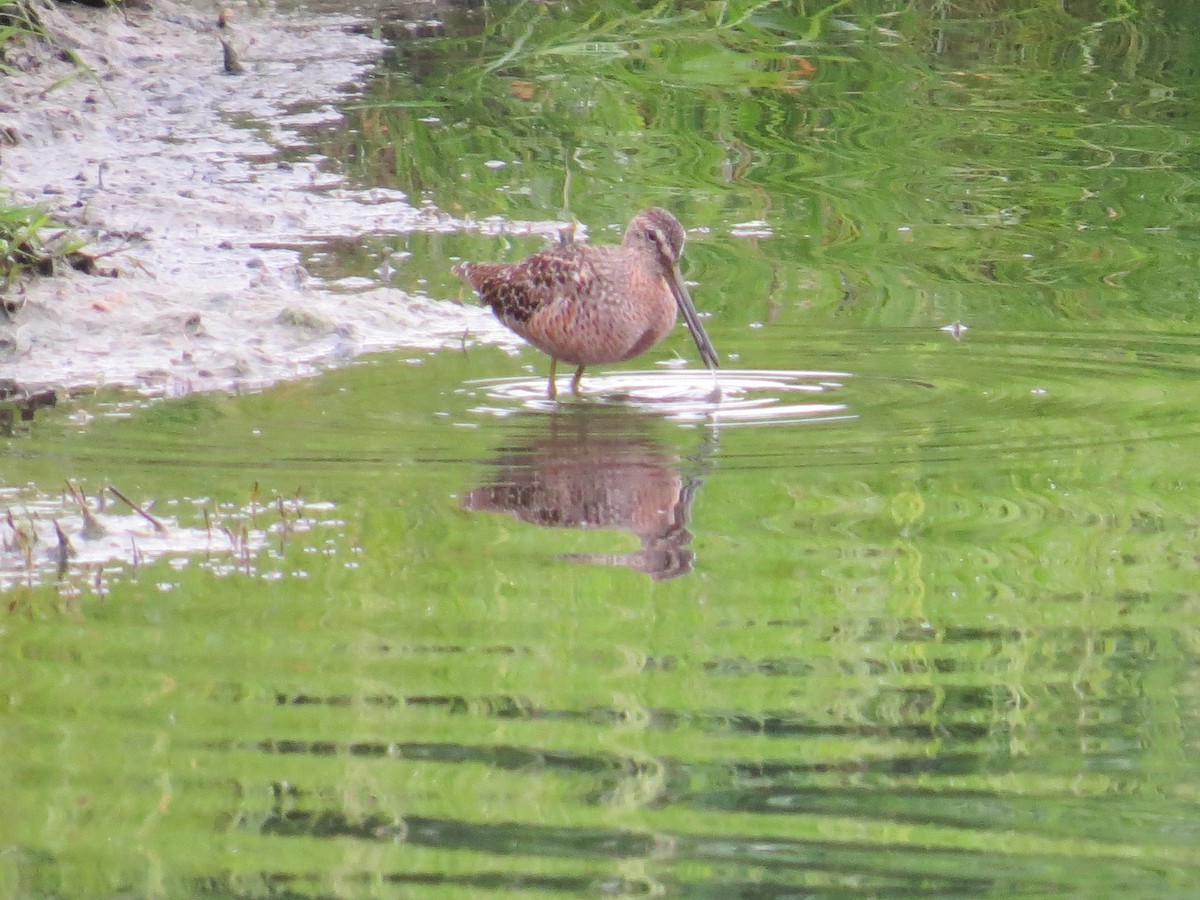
[646,227,662,245]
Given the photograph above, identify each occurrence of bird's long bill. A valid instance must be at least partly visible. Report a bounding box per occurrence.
[668,266,720,370]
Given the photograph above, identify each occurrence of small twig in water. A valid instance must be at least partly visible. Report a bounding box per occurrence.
[276,496,292,549]
[240,523,251,572]
[107,484,168,535]
[8,509,36,573]
[219,36,246,75]
[53,519,75,577]
[66,481,106,539]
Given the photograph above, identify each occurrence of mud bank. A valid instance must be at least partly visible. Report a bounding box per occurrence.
[0,0,520,399]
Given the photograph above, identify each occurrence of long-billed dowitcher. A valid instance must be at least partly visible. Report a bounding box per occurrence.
[454,208,719,399]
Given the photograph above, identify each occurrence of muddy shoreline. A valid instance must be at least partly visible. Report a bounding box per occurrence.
[0,0,518,401]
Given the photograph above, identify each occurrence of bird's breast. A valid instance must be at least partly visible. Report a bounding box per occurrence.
[521,264,677,366]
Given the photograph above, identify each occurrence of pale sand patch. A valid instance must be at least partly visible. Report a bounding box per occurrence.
[0,0,523,397]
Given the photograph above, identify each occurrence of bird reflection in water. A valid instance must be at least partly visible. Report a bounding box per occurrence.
[462,406,712,580]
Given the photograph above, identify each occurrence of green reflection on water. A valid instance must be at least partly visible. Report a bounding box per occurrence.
[7,0,1200,897]
[314,0,1200,338]
[5,327,1200,896]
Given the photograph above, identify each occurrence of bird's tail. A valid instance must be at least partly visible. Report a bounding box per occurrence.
[453,261,507,292]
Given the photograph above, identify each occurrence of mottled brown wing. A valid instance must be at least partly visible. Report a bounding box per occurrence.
[457,245,596,325]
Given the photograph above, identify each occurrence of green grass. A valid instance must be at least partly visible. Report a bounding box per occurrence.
[0,0,44,68]
[0,1,91,304]
[0,195,86,304]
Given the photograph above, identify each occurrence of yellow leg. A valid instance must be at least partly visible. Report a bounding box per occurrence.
[547,359,558,400]
[571,365,585,395]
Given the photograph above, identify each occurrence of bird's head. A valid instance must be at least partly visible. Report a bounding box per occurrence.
[623,207,687,267]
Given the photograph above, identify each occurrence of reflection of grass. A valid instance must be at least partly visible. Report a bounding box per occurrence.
[340,0,1183,216]
[316,0,1200,331]
[478,0,840,77]
[333,0,823,222]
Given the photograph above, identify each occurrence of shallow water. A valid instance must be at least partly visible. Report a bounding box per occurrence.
[7,327,1200,897]
[6,2,1200,898]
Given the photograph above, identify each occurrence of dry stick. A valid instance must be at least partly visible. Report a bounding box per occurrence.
[107,484,168,535]
[8,509,35,569]
[66,480,106,539]
[240,523,251,573]
[9,510,35,582]
[219,36,245,76]
[250,482,260,529]
[276,496,291,551]
[202,507,213,556]
[52,519,74,578]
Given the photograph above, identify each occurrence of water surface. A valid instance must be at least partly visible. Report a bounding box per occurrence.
[5,1,1200,897]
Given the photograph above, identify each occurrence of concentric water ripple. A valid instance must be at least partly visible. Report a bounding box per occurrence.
[452,328,1200,472]
[462,368,856,425]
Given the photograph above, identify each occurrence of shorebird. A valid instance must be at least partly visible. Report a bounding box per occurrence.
[454,208,719,399]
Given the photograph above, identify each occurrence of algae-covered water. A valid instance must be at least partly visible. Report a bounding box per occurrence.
[4,2,1200,897]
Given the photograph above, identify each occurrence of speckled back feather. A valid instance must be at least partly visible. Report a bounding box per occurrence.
[455,244,597,326]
